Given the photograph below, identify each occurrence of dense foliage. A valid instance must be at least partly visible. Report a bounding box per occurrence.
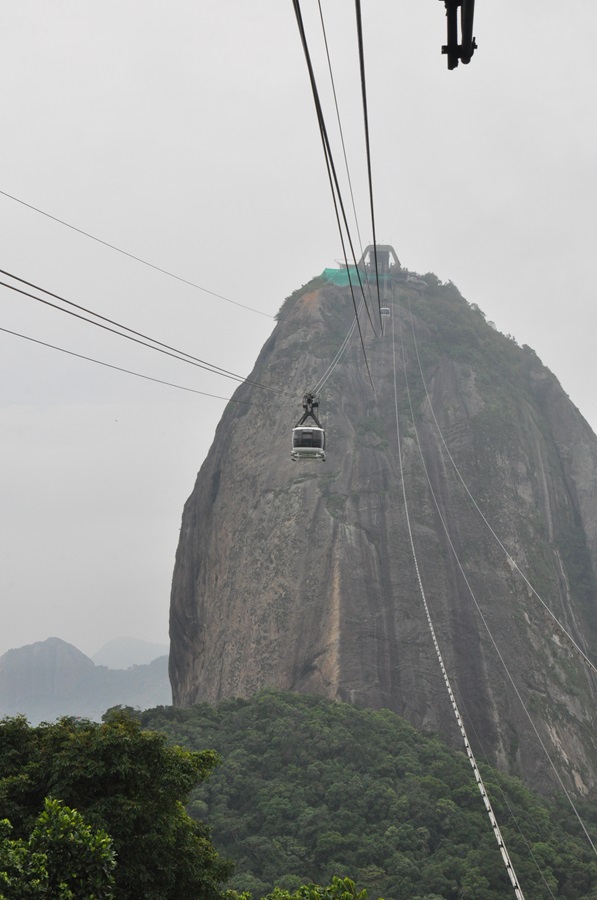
[0,797,115,899]
[259,875,369,900]
[143,691,597,899]
[0,710,232,899]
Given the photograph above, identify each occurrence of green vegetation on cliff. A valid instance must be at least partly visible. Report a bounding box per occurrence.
[143,691,597,899]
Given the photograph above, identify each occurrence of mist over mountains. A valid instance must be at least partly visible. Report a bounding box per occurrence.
[0,637,170,724]
[92,636,169,669]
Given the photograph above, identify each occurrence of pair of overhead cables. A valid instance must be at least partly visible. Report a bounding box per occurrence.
[0,268,288,398]
[317,0,382,325]
[315,0,372,312]
[291,0,375,335]
[291,0,380,391]
[0,187,279,402]
[391,302,597,861]
[354,0,382,322]
[312,295,363,395]
[0,325,249,404]
[0,189,273,320]
[404,296,597,679]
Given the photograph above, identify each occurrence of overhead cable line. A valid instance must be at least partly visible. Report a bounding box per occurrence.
[312,296,363,395]
[293,0,375,331]
[395,310,597,861]
[0,188,273,319]
[0,268,250,385]
[389,311,526,899]
[291,0,376,391]
[315,0,376,319]
[291,0,378,335]
[454,697,558,899]
[354,0,382,323]
[0,274,287,397]
[316,0,371,295]
[404,298,597,680]
[0,326,250,404]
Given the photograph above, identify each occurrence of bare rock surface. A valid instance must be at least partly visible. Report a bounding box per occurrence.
[169,273,597,796]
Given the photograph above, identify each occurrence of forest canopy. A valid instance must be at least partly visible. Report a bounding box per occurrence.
[3,693,597,898]
[0,709,231,899]
[143,691,597,899]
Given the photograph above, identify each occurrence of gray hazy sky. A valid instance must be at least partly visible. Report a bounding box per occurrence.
[1,1,596,658]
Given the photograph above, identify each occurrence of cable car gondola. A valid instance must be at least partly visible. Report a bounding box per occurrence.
[291,392,326,462]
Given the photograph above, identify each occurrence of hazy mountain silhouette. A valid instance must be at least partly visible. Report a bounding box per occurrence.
[0,637,170,724]
[92,636,169,669]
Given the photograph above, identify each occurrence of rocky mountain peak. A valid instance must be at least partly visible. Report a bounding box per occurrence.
[169,267,597,797]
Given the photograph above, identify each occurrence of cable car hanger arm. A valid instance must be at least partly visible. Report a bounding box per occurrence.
[440,0,477,70]
[295,391,323,429]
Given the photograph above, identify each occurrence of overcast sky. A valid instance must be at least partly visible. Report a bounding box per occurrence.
[1,1,595,659]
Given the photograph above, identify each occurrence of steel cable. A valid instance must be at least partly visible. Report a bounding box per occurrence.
[0,189,273,318]
[390,308,526,898]
[0,273,287,396]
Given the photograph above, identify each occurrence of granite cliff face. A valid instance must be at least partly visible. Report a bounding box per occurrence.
[169,270,597,796]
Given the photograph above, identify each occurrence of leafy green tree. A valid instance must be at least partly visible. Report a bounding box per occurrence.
[0,819,28,898]
[0,710,232,899]
[0,797,115,898]
[261,875,372,899]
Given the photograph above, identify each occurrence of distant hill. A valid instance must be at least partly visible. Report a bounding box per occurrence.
[92,636,169,669]
[0,637,171,724]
